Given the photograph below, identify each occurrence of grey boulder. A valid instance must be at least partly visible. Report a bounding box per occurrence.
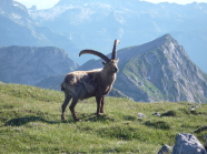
[172,133,207,154]
[158,144,172,154]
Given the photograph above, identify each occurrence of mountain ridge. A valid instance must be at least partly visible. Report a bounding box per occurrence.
[78,34,207,102]
[0,46,78,85]
[0,32,206,103]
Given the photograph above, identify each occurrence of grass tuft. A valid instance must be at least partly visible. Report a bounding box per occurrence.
[144,121,171,130]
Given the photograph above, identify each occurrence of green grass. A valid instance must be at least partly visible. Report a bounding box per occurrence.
[0,82,207,153]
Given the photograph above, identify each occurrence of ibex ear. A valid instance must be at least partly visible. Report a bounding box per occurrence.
[102,61,106,66]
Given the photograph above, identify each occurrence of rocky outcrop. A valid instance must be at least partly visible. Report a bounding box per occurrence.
[158,133,207,154]
[117,34,207,102]
[172,133,207,154]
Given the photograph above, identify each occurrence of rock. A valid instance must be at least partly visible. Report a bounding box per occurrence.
[137,113,145,119]
[158,144,172,154]
[204,135,207,150]
[152,112,161,117]
[172,133,207,154]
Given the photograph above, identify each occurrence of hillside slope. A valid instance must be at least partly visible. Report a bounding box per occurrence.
[0,46,77,85]
[0,83,207,153]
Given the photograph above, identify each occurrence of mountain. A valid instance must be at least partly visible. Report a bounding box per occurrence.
[78,34,207,103]
[35,75,65,90]
[0,0,77,58]
[30,0,207,72]
[0,46,78,85]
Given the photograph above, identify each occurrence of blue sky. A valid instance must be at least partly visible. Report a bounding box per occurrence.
[15,0,59,9]
[15,0,207,9]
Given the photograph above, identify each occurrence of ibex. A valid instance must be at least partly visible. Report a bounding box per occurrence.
[61,40,120,121]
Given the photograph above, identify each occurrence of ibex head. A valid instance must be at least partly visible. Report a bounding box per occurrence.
[79,39,120,74]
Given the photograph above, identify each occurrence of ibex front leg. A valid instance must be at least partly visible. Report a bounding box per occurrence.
[96,96,102,116]
[100,96,105,114]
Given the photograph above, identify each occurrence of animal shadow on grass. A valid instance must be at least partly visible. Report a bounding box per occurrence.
[5,113,116,126]
[5,116,62,126]
[78,113,116,122]
[144,121,171,130]
[123,115,137,121]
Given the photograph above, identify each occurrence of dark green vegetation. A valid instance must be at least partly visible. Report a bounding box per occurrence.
[0,83,207,153]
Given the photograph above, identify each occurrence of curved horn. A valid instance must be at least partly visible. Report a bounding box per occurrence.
[79,50,110,62]
[111,39,120,59]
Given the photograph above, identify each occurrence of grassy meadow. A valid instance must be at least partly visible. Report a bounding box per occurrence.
[0,82,207,153]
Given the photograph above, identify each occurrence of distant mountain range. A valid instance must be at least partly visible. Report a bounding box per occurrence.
[0,34,206,103]
[0,0,207,102]
[29,0,207,72]
[0,0,77,58]
[0,46,77,85]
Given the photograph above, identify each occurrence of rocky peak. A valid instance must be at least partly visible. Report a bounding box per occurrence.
[116,34,207,102]
[156,33,175,43]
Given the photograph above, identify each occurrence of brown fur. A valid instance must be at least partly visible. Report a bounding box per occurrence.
[61,58,119,121]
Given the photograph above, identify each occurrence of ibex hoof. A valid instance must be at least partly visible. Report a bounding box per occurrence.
[74,118,80,122]
[61,115,65,121]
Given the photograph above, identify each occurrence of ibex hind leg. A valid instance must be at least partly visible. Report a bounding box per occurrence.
[69,98,79,121]
[61,95,72,121]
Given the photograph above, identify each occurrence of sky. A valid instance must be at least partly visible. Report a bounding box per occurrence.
[15,0,207,10]
[15,0,60,10]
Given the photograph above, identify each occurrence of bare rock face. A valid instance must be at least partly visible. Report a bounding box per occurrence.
[116,34,207,102]
[172,133,207,154]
